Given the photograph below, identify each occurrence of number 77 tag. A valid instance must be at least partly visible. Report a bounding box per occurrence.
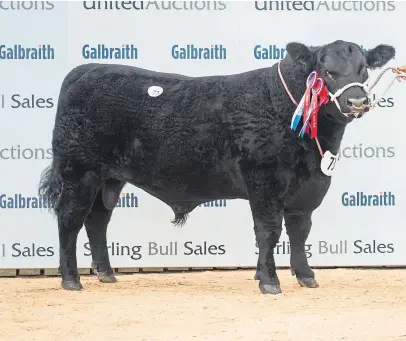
[320,150,339,176]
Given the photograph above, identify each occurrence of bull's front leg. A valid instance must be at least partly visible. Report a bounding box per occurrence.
[252,206,284,295]
[284,213,319,288]
[245,168,288,295]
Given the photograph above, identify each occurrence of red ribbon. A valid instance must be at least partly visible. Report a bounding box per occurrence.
[310,92,319,138]
[302,86,311,129]
[313,86,330,138]
[304,76,330,140]
[318,86,330,107]
[303,86,312,133]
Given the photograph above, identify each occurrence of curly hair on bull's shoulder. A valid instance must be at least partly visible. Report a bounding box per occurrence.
[38,40,396,294]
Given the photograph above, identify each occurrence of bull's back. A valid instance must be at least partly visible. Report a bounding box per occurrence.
[54,64,234,173]
[59,62,229,128]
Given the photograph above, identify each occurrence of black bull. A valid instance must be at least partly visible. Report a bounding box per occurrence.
[39,40,395,294]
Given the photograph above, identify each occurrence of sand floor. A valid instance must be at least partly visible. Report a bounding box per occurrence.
[0,269,405,341]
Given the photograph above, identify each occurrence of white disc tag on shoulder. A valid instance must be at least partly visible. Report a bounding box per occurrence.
[320,150,339,177]
[148,86,163,97]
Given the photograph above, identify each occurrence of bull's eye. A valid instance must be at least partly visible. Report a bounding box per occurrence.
[324,70,333,79]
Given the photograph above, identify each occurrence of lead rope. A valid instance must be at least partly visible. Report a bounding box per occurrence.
[368,67,406,107]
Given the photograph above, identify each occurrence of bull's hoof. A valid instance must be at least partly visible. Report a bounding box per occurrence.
[91,262,116,283]
[259,282,282,295]
[97,272,117,283]
[297,277,319,288]
[61,280,83,291]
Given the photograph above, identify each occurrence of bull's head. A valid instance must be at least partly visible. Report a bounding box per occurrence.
[286,40,396,123]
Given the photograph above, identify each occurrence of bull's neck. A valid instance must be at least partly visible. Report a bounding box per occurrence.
[316,109,347,155]
[273,58,347,156]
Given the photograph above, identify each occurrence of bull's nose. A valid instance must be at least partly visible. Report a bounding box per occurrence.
[347,97,369,108]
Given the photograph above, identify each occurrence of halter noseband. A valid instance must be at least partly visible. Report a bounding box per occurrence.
[329,80,371,116]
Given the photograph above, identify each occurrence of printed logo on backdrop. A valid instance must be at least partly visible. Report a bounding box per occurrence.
[81,43,229,61]
[341,191,395,207]
[254,239,395,259]
[252,43,397,66]
[146,240,226,259]
[254,1,395,11]
[254,45,286,60]
[199,199,227,208]
[0,94,54,109]
[338,144,395,160]
[0,243,55,258]
[0,45,55,60]
[82,1,227,11]
[0,145,52,161]
[82,44,138,60]
[0,239,227,260]
[172,44,227,60]
[0,192,139,209]
[0,1,54,11]
[0,193,226,210]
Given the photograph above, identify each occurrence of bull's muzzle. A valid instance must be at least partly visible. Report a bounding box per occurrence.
[329,80,371,117]
[346,96,371,117]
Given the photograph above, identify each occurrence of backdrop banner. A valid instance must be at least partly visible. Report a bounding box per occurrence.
[1,1,405,269]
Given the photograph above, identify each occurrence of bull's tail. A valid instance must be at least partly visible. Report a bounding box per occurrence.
[38,159,63,214]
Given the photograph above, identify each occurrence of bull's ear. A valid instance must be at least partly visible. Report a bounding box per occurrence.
[286,42,314,67]
[365,44,396,69]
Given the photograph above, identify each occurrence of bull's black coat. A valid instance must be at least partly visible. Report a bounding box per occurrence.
[39,40,395,293]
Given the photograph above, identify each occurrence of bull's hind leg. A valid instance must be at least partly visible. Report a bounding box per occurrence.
[85,179,125,284]
[284,213,319,288]
[56,171,102,291]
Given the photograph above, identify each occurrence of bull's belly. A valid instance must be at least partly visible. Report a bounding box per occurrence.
[117,166,247,204]
[113,153,248,202]
[135,177,246,202]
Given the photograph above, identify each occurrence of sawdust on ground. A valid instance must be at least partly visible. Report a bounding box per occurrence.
[0,269,405,341]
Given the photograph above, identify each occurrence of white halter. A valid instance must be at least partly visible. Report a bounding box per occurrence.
[328,79,371,117]
[330,67,406,117]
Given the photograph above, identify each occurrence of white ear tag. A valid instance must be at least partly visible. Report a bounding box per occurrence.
[148,86,163,97]
[320,150,339,176]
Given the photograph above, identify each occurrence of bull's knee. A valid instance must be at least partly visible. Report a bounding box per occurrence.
[255,225,282,249]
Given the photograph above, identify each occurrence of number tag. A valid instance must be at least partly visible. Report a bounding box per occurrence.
[320,150,339,176]
[148,86,163,97]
